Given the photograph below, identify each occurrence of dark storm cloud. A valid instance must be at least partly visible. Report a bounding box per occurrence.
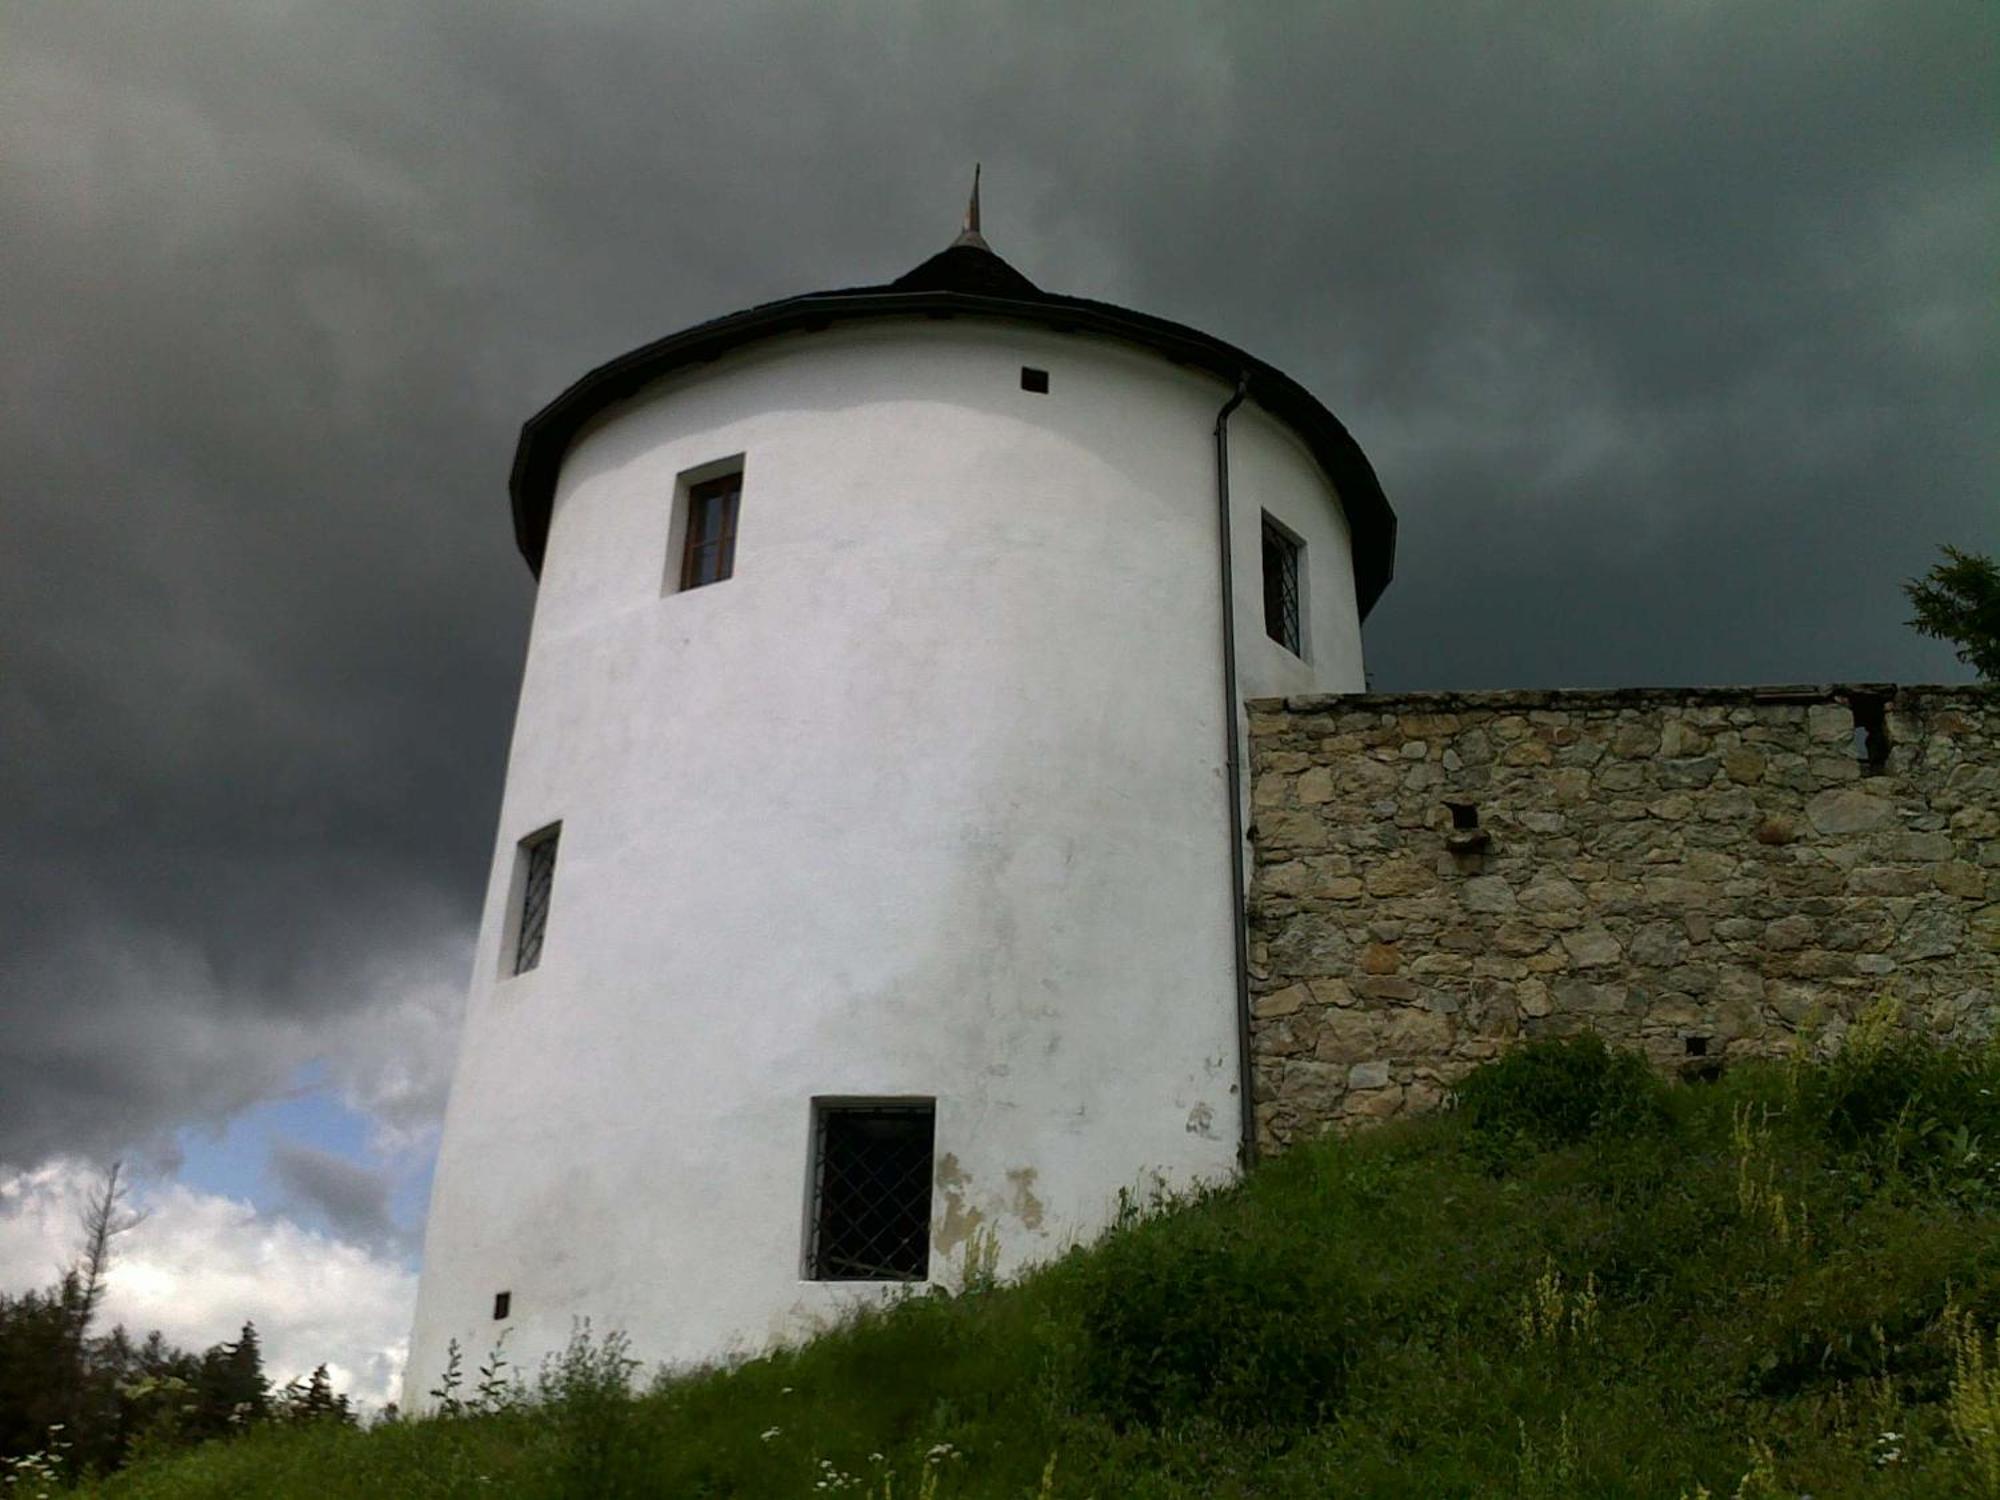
[2,2,1992,1165]
[270,1139,401,1252]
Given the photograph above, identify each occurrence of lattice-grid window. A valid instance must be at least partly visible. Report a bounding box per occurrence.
[806,1101,935,1282]
[512,824,560,976]
[1261,513,1302,656]
[679,473,742,590]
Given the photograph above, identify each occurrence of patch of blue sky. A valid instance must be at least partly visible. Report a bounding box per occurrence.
[174,1063,361,1190]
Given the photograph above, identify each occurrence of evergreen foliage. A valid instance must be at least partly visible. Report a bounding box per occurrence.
[1905,544,2000,681]
[0,1168,354,1488]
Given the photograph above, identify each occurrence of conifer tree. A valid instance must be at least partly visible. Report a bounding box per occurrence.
[1905,545,2000,681]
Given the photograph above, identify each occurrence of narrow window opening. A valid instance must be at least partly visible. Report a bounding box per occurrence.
[511,824,560,976]
[678,472,742,591]
[1684,1035,1710,1059]
[806,1101,935,1282]
[1261,514,1303,656]
[1020,366,1049,393]
[1848,694,1890,776]
[1447,802,1480,831]
[492,1291,511,1320]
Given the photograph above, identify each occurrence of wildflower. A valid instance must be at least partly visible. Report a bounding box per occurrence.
[760,1426,782,1441]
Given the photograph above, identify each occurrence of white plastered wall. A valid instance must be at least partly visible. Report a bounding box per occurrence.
[407,318,1365,1401]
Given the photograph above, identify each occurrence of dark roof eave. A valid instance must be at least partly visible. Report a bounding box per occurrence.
[509,288,1396,618]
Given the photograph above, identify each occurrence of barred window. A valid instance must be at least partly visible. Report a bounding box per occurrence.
[1261,514,1302,656]
[678,472,742,591]
[512,824,560,976]
[806,1101,935,1282]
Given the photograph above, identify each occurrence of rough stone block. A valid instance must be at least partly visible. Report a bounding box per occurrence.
[1612,724,1660,758]
[1342,1082,1404,1120]
[1764,915,1814,951]
[1462,875,1518,914]
[1355,976,1423,1003]
[1936,863,1987,899]
[1722,747,1767,784]
[1307,977,1356,1008]
[1381,1009,1452,1055]
[1846,867,1931,897]
[1519,874,1585,912]
[1883,831,1953,862]
[1495,921,1553,956]
[1365,857,1436,897]
[1560,927,1623,968]
[1660,719,1712,757]
[1358,942,1401,974]
[1253,983,1309,1019]
[1806,787,1895,836]
[1346,1060,1393,1090]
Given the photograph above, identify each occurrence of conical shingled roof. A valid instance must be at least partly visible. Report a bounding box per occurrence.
[889,242,1041,298]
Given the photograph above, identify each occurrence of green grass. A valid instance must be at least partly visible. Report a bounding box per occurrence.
[64,1026,2000,1498]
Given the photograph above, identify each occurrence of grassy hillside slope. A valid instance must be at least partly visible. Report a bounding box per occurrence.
[67,1021,2000,1498]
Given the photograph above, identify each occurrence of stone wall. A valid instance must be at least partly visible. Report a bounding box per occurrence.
[1245,685,1999,1151]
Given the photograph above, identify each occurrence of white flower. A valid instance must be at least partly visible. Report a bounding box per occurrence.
[760,1426,782,1441]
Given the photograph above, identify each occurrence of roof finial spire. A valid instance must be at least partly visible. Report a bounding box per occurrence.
[951,164,990,250]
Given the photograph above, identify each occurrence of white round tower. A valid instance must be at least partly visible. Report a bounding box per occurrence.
[407,220,1394,1400]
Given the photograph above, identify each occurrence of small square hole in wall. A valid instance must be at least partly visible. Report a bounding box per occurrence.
[1020,366,1049,393]
[492,1291,511,1320]
[1444,800,1490,856]
[1685,1036,1710,1059]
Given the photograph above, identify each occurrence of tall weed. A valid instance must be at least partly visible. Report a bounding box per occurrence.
[1947,1302,2000,1495]
[1793,996,2000,1201]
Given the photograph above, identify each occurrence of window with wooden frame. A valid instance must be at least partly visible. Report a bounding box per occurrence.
[1261,513,1303,656]
[805,1101,935,1282]
[678,472,742,591]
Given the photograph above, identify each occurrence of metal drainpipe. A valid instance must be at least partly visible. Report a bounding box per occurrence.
[1214,374,1258,1169]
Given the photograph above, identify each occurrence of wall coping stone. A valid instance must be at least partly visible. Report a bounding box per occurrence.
[1252,684,1994,715]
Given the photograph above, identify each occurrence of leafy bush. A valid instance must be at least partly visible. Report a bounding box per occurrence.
[1794,1017,2000,1200]
[1059,1209,1346,1431]
[1452,1035,1670,1162]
